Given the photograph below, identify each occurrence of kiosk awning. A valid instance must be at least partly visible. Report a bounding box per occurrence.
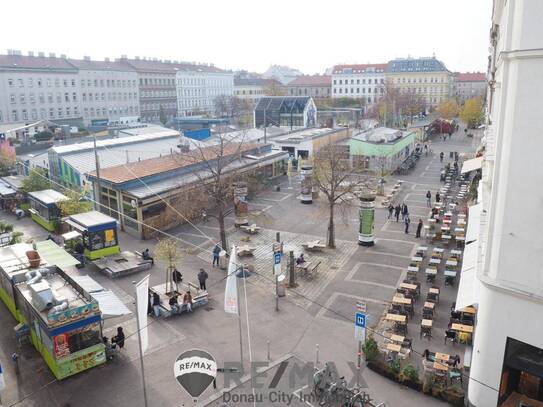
[461,157,483,174]
[71,275,131,317]
[466,203,482,243]
[35,240,80,268]
[455,241,480,311]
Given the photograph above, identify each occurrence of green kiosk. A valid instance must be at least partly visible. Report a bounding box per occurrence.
[28,189,68,232]
[65,211,121,260]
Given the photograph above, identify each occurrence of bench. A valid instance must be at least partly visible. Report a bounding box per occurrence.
[152,282,209,317]
[296,261,321,280]
[303,240,326,252]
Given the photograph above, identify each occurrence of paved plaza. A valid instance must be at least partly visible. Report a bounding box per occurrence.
[0,126,481,407]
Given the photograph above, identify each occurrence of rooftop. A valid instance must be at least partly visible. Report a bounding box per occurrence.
[332,64,388,74]
[88,142,261,184]
[273,127,342,143]
[120,58,226,74]
[0,54,77,71]
[28,189,68,205]
[352,127,412,143]
[287,75,331,86]
[67,211,118,229]
[387,57,449,73]
[0,174,27,190]
[455,72,486,82]
[67,58,136,72]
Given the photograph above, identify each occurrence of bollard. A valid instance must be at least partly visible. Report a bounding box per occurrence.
[315,344,319,367]
[267,341,271,361]
[11,352,19,375]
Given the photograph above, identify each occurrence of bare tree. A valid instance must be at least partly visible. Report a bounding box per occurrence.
[313,142,367,248]
[183,131,250,252]
[155,238,184,294]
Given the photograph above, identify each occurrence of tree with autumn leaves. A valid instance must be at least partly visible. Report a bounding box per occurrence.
[460,97,484,128]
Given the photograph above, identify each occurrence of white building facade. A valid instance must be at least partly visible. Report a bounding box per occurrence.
[69,58,140,126]
[331,64,386,104]
[466,1,543,406]
[0,51,81,126]
[176,69,233,116]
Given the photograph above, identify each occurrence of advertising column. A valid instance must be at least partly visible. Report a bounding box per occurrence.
[300,164,313,204]
[358,194,375,246]
[233,182,249,227]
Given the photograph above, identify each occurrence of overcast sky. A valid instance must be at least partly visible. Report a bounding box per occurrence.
[1,0,492,74]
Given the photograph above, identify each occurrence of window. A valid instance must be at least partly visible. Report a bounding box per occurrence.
[10,94,15,104]
[357,79,360,84]
[49,108,54,118]
[345,88,348,94]
[37,78,42,87]
[30,94,35,104]
[73,92,77,102]
[55,78,60,87]
[74,106,79,115]
[71,79,76,86]
[94,79,98,87]
[39,93,44,103]
[58,108,63,117]
[350,88,354,94]
[11,110,18,121]
[333,79,336,85]
[56,93,61,103]
[339,79,342,85]
[66,107,71,116]
[87,80,91,86]
[28,78,33,87]
[89,93,93,102]
[21,109,28,120]
[19,94,25,104]
[81,79,85,87]
[0,111,3,122]
[31,109,37,120]
[18,79,24,87]
[8,79,13,87]
[64,92,69,102]
[63,79,68,87]
[82,93,86,102]
[339,88,342,94]
[356,88,360,93]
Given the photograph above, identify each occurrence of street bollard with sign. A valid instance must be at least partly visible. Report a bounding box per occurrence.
[355,302,367,388]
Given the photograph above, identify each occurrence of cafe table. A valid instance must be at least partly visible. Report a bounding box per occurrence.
[429,287,440,295]
[460,306,476,315]
[386,314,407,323]
[425,268,438,276]
[429,258,441,265]
[421,319,433,327]
[423,301,435,310]
[407,266,419,273]
[433,361,449,371]
[451,323,474,333]
[399,282,417,290]
[386,343,402,353]
[392,296,412,305]
[446,259,458,267]
[411,256,423,263]
[433,247,445,253]
[390,334,405,343]
[435,352,450,362]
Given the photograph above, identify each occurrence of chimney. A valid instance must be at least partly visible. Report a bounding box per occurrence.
[84,56,90,61]
[7,49,13,55]
[60,54,66,58]
[135,56,140,60]
[38,52,45,57]
[105,57,110,62]
[28,51,34,57]
[13,50,22,56]
[121,54,127,59]
[49,52,56,58]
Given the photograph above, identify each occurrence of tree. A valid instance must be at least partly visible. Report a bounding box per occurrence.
[264,79,285,96]
[159,105,167,125]
[155,238,184,294]
[213,95,245,118]
[58,190,92,217]
[0,148,15,176]
[460,97,484,128]
[182,131,249,252]
[436,99,459,120]
[313,142,367,248]
[21,168,51,193]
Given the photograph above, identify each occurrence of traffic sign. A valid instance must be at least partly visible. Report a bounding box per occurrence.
[356,301,367,312]
[273,252,282,275]
[355,312,366,342]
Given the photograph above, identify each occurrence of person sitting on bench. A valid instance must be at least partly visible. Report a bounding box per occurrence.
[142,248,154,265]
[183,291,193,312]
[296,254,306,266]
[169,294,181,314]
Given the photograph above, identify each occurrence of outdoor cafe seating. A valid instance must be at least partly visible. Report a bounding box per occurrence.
[420,319,433,340]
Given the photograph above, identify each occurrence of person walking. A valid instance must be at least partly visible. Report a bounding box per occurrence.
[402,204,409,220]
[426,190,432,207]
[424,144,428,156]
[172,268,182,293]
[152,291,161,317]
[404,215,411,234]
[440,152,444,163]
[394,204,401,222]
[183,291,193,312]
[198,268,208,291]
[387,203,394,219]
[416,219,423,238]
[112,327,125,349]
[212,244,221,267]
[436,192,441,203]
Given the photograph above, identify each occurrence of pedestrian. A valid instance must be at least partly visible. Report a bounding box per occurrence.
[424,144,428,156]
[387,203,394,219]
[436,192,441,203]
[426,190,432,207]
[112,327,125,349]
[448,132,452,139]
[212,244,221,267]
[201,209,207,223]
[172,268,183,293]
[453,161,458,172]
[198,268,208,291]
[404,215,411,234]
[394,204,401,222]
[152,291,161,317]
[142,248,154,265]
[169,294,180,314]
[147,290,153,315]
[440,152,444,163]
[402,204,409,220]
[183,291,193,312]
[416,219,423,238]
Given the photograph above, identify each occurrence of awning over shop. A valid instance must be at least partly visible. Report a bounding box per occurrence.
[71,275,132,317]
[461,156,483,174]
[35,240,80,268]
[455,241,480,311]
[466,203,482,243]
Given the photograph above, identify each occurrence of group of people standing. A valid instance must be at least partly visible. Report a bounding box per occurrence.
[387,203,424,238]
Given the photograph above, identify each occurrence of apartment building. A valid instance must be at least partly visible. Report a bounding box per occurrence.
[285,75,331,99]
[386,56,452,108]
[464,1,543,406]
[0,51,81,126]
[118,57,178,123]
[68,57,139,126]
[176,67,234,117]
[452,72,487,102]
[331,64,386,104]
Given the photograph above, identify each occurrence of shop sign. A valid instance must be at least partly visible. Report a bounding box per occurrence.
[47,302,99,326]
[57,343,106,378]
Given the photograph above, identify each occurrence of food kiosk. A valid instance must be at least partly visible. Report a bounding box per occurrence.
[65,211,121,260]
[28,189,68,232]
[0,243,107,379]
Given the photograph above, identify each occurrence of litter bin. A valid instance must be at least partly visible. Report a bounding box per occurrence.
[219,250,228,270]
[449,151,454,159]
[277,275,286,297]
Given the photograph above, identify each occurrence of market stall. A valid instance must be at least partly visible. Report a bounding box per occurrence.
[0,243,107,379]
[65,211,120,260]
[28,189,68,232]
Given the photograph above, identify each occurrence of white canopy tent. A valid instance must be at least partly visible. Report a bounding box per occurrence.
[71,275,131,318]
[455,241,480,311]
[461,156,483,174]
[465,203,482,243]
